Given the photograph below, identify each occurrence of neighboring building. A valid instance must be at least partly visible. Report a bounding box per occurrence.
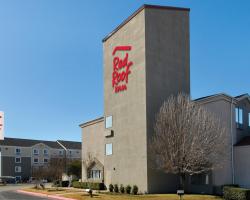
[80,4,250,194]
[189,93,250,194]
[0,137,81,182]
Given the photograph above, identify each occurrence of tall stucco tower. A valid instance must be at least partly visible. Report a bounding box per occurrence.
[102,5,190,193]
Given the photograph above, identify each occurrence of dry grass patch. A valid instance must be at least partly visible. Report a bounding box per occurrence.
[63,193,222,200]
[23,187,80,195]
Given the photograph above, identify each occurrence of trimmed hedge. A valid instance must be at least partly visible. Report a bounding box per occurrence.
[114,184,119,193]
[120,184,125,193]
[109,184,114,192]
[223,186,250,200]
[125,185,131,194]
[61,181,69,187]
[132,185,138,195]
[72,181,105,190]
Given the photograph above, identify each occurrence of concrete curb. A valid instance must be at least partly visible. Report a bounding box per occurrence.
[16,190,76,200]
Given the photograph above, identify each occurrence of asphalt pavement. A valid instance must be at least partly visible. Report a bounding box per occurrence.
[0,190,50,200]
[0,184,50,200]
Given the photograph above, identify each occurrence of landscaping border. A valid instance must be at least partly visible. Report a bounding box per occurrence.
[17,190,75,200]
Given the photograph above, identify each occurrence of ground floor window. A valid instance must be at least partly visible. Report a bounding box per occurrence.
[15,166,22,173]
[190,174,209,185]
[88,170,101,179]
[15,157,21,163]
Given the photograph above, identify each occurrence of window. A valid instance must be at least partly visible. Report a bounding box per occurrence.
[235,107,243,124]
[88,170,101,179]
[15,148,21,155]
[59,150,63,155]
[43,149,48,155]
[33,149,39,155]
[105,116,112,129]
[191,174,209,185]
[15,166,21,173]
[105,143,113,155]
[15,157,21,163]
[249,113,250,127]
[33,158,39,164]
[44,158,48,163]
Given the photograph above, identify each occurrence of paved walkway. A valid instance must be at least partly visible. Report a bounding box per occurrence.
[0,184,76,200]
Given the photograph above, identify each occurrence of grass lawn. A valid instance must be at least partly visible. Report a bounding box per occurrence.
[23,188,223,200]
[63,193,223,200]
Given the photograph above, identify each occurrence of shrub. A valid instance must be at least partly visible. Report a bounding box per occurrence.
[125,185,131,194]
[72,181,105,190]
[132,185,138,195]
[109,184,114,192]
[120,184,125,193]
[223,186,250,200]
[61,180,69,187]
[114,184,119,193]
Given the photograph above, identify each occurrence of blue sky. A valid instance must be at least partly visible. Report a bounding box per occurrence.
[0,0,249,141]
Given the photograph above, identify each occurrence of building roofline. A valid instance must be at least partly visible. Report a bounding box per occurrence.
[234,93,250,103]
[194,93,238,105]
[79,117,104,128]
[102,4,190,43]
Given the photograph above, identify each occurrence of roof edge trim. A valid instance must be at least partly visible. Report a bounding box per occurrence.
[102,4,190,43]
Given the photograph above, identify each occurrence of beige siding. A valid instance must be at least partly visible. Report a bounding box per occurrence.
[234,146,250,189]
[103,9,148,192]
[81,119,105,180]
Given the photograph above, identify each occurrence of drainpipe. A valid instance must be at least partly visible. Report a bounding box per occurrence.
[230,98,235,184]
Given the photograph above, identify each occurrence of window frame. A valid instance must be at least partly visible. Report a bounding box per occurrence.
[88,170,101,179]
[248,113,250,127]
[59,150,63,156]
[15,166,22,173]
[235,107,243,125]
[15,157,21,163]
[105,143,113,156]
[33,158,39,164]
[43,158,48,163]
[43,149,48,155]
[15,148,21,155]
[33,149,39,155]
[105,116,113,129]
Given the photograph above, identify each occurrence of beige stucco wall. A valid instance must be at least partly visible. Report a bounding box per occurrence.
[144,8,190,193]
[0,145,31,157]
[103,9,148,192]
[234,146,250,189]
[198,98,235,188]
[81,119,105,180]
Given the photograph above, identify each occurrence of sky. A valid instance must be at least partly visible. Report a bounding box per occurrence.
[0,0,249,141]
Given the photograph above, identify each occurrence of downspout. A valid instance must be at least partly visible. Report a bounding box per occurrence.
[230,98,235,184]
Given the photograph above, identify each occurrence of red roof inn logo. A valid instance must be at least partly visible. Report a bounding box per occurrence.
[112,46,133,93]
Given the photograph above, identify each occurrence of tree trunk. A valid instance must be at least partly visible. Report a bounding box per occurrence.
[179,173,185,190]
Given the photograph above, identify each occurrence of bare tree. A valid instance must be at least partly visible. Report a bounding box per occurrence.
[82,152,95,181]
[47,157,66,181]
[150,93,229,190]
[31,166,48,189]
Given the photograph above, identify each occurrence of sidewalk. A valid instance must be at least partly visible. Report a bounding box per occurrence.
[17,189,76,200]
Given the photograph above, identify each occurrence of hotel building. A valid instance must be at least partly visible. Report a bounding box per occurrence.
[80,5,250,194]
[0,137,81,182]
